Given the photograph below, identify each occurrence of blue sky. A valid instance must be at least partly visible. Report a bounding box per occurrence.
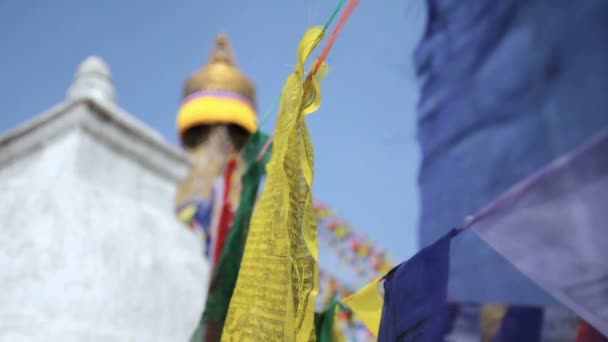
[0,0,426,282]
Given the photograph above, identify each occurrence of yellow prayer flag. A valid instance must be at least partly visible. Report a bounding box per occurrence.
[357,245,371,258]
[335,226,349,239]
[481,304,508,342]
[342,277,384,337]
[379,262,393,275]
[221,26,327,342]
[177,205,197,223]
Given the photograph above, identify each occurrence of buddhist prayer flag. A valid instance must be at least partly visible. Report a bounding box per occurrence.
[576,320,608,342]
[444,303,580,341]
[378,228,457,342]
[343,229,457,339]
[415,0,608,308]
[211,157,238,268]
[176,126,235,259]
[493,306,544,341]
[176,192,216,257]
[221,27,328,342]
[314,300,346,342]
[342,278,384,337]
[468,128,608,336]
[189,132,271,342]
[444,303,509,341]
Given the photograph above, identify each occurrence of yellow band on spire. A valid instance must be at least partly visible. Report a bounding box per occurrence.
[177,91,258,134]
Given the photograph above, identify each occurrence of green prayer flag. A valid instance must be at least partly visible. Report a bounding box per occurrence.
[315,300,341,342]
[190,132,271,342]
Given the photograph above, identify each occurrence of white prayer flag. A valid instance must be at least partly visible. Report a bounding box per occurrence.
[467,128,608,336]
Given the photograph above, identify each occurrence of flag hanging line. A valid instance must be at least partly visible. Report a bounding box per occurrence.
[312,0,359,75]
[256,131,274,162]
[258,0,346,130]
[258,96,280,128]
[256,0,361,162]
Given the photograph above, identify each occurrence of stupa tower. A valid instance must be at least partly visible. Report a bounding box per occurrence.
[174,34,258,263]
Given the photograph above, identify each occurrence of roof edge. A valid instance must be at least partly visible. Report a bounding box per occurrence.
[0,96,192,182]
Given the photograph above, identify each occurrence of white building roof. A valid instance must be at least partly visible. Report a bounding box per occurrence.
[0,56,207,341]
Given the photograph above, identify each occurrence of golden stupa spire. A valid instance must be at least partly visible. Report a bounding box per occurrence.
[183,34,256,106]
[177,33,258,137]
[207,33,236,65]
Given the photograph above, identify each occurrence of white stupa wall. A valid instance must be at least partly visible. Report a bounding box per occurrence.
[0,57,208,341]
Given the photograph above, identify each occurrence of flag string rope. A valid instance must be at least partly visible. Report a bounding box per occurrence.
[257,0,360,162]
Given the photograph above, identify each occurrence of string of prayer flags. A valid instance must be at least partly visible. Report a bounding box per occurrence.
[222,27,328,342]
[318,126,608,340]
[318,269,354,308]
[315,202,394,280]
[465,128,608,336]
[338,227,590,341]
[189,132,271,342]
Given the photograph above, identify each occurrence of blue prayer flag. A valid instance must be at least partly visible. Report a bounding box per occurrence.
[494,306,544,342]
[378,228,458,341]
[416,0,608,306]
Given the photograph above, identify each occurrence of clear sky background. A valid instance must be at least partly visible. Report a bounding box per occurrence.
[0,0,427,285]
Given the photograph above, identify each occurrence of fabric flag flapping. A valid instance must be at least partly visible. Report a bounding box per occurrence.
[344,228,458,340]
[314,300,346,342]
[576,320,608,342]
[468,128,608,336]
[378,228,457,341]
[342,278,384,337]
[493,306,544,341]
[221,27,328,342]
[211,157,238,268]
[444,302,580,341]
